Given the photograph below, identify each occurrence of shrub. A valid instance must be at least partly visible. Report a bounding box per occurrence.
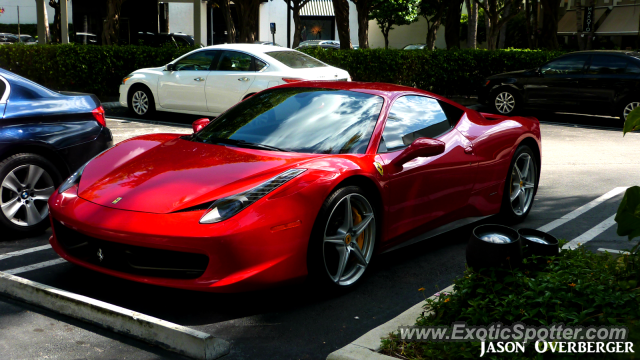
[300,48,565,96]
[380,243,640,359]
[0,44,195,96]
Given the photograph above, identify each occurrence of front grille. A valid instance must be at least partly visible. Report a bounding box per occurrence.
[53,220,209,279]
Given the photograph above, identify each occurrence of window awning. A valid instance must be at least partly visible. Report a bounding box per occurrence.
[557,8,606,35]
[300,0,334,17]
[596,5,640,35]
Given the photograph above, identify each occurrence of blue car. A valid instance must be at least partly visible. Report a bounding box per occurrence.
[0,68,112,234]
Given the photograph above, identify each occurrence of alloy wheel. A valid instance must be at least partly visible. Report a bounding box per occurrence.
[495,92,515,114]
[322,193,375,286]
[509,153,536,216]
[623,102,640,120]
[132,90,149,115]
[1,164,55,226]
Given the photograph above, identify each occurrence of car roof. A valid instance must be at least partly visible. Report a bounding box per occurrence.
[201,43,298,54]
[564,50,640,58]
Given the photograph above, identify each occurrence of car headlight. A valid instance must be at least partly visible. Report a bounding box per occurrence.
[200,168,306,224]
[58,149,110,194]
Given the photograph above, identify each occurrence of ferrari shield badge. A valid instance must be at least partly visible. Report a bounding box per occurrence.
[374,162,384,176]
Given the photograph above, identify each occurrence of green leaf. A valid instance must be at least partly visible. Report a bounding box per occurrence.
[615,186,640,240]
[624,107,640,136]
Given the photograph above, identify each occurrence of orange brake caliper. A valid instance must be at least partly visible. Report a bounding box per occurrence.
[352,207,365,249]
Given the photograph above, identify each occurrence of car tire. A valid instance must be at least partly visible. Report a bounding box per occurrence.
[0,153,62,235]
[307,185,378,291]
[492,88,519,115]
[128,86,155,118]
[499,145,539,224]
[619,99,640,121]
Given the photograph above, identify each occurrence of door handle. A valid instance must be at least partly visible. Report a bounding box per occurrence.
[238,77,250,82]
[194,77,205,82]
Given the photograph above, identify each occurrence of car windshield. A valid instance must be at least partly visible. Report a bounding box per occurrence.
[192,88,383,154]
[265,50,326,68]
[404,45,424,50]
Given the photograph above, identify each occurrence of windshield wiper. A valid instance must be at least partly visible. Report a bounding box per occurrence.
[208,137,288,152]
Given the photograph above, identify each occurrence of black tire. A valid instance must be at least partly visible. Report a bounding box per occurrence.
[618,99,640,121]
[307,185,379,291]
[492,88,519,115]
[499,145,539,224]
[0,153,63,235]
[128,85,155,118]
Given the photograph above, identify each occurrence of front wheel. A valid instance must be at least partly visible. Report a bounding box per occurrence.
[308,186,377,290]
[500,145,538,223]
[128,86,155,118]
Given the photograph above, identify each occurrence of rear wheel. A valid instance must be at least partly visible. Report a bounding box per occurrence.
[620,99,640,121]
[493,89,519,115]
[500,145,538,223]
[0,154,62,234]
[308,186,377,290]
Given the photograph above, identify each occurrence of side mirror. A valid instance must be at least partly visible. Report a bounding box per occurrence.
[166,63,176,71]
[192,118,210,133]
[390,138,445,167]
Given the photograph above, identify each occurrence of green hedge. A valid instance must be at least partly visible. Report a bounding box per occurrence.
[300,48,566,96]
[0,44,195,96]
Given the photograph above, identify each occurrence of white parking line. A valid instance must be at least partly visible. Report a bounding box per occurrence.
[537,187,628,233]
[0,245,52,261]
[3,258,67,275]
[562,214,617,250]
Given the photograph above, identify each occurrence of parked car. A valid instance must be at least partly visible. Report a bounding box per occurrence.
[18,35,37,44]
[119,44,351,117]
[403,44,427,50]
[132,32,195,47]
[0,33,18,44]
[50,81,541,292]
[0,68,113,234]
[75,32,99,45]
[479,50,640,120]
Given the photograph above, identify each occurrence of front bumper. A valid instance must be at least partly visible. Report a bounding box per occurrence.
[48,186,318,292]
[119,85,128,108]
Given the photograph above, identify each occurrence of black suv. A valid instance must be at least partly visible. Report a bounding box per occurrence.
[479,51,640,120]
[132,32,195,47]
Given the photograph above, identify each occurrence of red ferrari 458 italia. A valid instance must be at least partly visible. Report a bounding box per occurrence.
[49,82,541,292]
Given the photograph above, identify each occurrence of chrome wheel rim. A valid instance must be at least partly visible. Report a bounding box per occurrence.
[510,153,536,216]
[623,102,640,120]
[495,92,515,114]
[1,165,54,226]
[323,193,375,286]
[132,91,149,115]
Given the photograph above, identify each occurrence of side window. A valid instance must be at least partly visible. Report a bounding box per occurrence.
[174,51,216,71]
[540,55,589,75]
[587,55,628,75]
[626,61,640,75]
[255,58,268,71]
[0,79,6,101]
[217,51,253,71]
[378,96,456,153]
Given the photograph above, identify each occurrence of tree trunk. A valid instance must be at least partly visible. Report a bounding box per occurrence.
[49,0,61,43]
[498,2,510,49]
[445,0,463,49]
[332,0,353,49]
[236,0,260,43]
[220,0,236,43]
[292,6,303,49]
[466,0,477,49]
[484,5,491,48]
[426,17,441,50]
[102,0,125,45]
[354,0,370,49]
[539,0,560,49]
[382,23,391,49]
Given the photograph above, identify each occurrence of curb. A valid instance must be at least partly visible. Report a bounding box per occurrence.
[327,284,455,360]
[102,101,124,109]
[106,116,192,129]
[0,271,230,359]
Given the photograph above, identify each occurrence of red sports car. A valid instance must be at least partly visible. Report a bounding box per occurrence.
[49,82,541,292]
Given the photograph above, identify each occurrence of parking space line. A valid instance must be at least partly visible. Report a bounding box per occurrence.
[4,258,67,275]
[0,245,52,261]
[562,214,617,250]
[537,187,627,233]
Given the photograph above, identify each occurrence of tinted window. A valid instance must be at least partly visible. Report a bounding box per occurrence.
[217,51,252,71]
[265,51,326,68]
[379,96,456,153]
[587,55,628,75]
[175,51,215,71]
[255,59,267,71]
[173,36,191,46]
[0,79,6,100]
[541,55,588,75]
[193,88,383,154]
[627,61,640,74]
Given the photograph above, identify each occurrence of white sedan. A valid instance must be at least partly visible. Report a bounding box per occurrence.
[119,44,351,117]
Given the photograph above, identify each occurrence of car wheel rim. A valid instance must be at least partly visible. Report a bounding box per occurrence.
[623,102,640,120]
[495,92,515,114]
[509,153,536,216]
[322,193,375,286]
[1,164,54,227]
[132,91,149,115]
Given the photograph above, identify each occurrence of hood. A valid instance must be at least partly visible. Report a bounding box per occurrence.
[488,69,532,80]
[78,134,323,214]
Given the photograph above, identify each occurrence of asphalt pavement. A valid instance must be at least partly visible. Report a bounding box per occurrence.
[0,104,639,360]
